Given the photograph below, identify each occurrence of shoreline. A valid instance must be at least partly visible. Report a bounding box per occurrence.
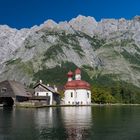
[1,103,140,108]
[15,103,140,108]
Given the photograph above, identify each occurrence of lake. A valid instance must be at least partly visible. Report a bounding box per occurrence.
[0,106,140,140]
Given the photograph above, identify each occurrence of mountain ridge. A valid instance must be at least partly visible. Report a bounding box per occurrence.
[0,15,140,90]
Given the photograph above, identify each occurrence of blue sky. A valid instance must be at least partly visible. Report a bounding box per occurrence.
[0,0,140,29]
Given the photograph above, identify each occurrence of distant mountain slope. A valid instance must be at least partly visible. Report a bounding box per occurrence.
[0,15,140,91]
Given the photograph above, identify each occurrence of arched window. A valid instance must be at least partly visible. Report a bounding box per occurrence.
[87,92,89,98]
[71,92,73,98]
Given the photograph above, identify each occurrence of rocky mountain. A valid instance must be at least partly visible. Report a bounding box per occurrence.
[0,15,140,90]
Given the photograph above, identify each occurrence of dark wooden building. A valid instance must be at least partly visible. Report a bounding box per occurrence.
[0,80,31,106]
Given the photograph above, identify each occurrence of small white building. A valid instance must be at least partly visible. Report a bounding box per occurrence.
[32,80,60,105]
[64,68,91,105]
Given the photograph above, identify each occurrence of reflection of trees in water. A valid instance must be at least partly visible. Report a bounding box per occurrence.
[0,108,39,140]
[0,107,14,139]
[35,107,68,139]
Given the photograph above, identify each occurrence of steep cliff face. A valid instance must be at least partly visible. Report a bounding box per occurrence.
[0,15,140,88]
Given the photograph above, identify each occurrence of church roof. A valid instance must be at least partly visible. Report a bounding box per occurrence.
[65,68,91,90]
[64,80,90,90]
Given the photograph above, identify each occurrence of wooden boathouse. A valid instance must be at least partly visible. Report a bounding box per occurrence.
[0,80,31,107]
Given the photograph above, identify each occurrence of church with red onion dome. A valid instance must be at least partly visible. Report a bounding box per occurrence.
[64,68,91,105]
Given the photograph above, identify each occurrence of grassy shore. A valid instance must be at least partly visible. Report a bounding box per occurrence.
[15,103,140,108]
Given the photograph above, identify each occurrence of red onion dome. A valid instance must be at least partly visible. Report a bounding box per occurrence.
[75,68,81,75]
[64,81,76,89]
[67,71,73,77]
[76,80,90,90]
[64,80,90,90]
[86,83,90,89]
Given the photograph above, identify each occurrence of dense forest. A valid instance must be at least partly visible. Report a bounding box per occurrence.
[32,62,140,104]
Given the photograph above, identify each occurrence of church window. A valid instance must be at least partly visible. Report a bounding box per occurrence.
[87,92,89,98]
[71,92,73,98]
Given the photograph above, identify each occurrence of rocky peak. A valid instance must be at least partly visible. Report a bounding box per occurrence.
[69,15,98,36]
[133,16,140,22]
[40,19,58,29]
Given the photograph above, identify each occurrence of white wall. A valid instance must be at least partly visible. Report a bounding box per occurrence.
[75,89,88,105]
[64,89,76,104]
[64,89,91,105]
[35,91,53,105]
[87,90,91,105]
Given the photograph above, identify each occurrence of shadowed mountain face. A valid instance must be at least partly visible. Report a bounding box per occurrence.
[0,15,140,91]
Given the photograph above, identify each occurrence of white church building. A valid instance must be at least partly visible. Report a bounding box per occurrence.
[64,68,91,105]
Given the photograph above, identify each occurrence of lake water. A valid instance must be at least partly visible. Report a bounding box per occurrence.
[0,106,140,140]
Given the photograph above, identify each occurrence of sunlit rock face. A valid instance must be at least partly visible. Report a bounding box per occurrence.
[0,15,140,87]
[69,15,98,36]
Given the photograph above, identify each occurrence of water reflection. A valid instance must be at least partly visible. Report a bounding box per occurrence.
[34,107,68,139]
[34,107,92,140]
[0,107,92,140]
[1,106,140,140]
[34,108,53,128]
[0,108,38,140]
[61,107,92,140]
[0,107,14,140]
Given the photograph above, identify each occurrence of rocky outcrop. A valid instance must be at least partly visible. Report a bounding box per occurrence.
[0,15,140,87]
